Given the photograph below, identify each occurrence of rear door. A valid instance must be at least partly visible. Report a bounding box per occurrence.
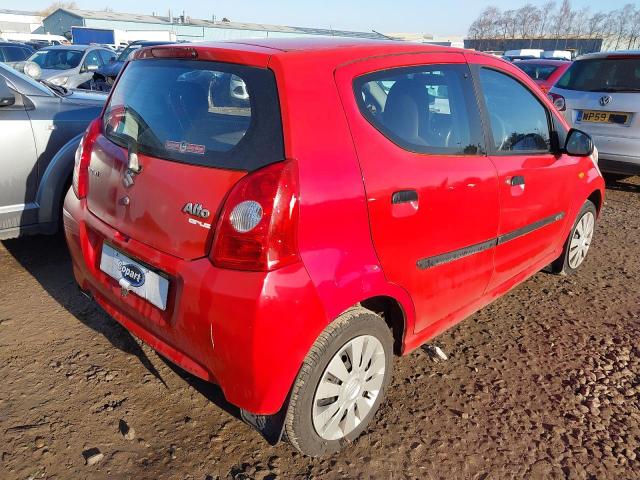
[469,54,578,290]
[86,56,284,260]
[336,53,499,334]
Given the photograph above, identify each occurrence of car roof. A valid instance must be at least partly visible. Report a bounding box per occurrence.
[577,50,640,61]
[515,58,571,65]
[39,44,97,51]
[213,37,463,54]
[146,38,468,68]
[0,41,31,47]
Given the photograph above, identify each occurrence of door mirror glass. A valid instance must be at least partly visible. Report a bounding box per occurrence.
[565,128,594,156]
[85,63,99,72]
[0,78,16,107]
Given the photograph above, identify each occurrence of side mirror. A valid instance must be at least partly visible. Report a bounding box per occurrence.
[85,63,99,72]
[564,128,594,157]
[0,78,16,107]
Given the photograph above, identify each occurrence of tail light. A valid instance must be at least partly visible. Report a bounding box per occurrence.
[72,118,102,199]
[548,92,566,111]
[210,160,299,271]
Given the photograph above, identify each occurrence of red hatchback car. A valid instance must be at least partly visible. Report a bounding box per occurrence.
[515,58,572,94]
[63,39,604,456]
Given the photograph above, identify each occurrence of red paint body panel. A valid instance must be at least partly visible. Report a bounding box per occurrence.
[64,39,605,417]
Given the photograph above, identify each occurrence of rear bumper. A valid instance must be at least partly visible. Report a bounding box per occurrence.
[63,190,327,415]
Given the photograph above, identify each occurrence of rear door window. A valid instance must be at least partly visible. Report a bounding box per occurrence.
[104,59,284,171]
[557,57,640,92]
[353,64,483,155]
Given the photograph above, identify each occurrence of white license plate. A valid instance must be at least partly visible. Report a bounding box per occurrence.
[99,244,169,310]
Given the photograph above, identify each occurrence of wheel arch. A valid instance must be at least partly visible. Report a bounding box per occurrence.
[35,132,82,226]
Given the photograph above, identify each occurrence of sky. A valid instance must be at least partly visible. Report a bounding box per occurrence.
[9,0,636,36]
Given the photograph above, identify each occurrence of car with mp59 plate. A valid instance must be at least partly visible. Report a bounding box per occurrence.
[63,40,605,456]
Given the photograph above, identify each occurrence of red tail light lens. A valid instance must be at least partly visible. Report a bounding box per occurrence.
[211,160,299,271]
[548,92,566,111]
[72,118,101,199]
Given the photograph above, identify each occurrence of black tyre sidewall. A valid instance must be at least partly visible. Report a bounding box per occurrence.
[286,311,393,456]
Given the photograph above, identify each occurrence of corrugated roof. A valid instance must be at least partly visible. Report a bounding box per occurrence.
[54,8,386,39]
[0,9,41,17]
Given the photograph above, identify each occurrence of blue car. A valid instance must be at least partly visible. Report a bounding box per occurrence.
[92,40,173,91]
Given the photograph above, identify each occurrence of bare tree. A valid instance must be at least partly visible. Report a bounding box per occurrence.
[537,1,555,38]
[38,1,78,16]
[466,0,639,51]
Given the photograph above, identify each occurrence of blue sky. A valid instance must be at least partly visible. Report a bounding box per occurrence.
[11,0,634,36]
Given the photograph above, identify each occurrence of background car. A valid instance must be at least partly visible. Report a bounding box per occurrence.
[92,40,172,91]
[549,51,640,176]
[0,42,34,65]
[26,45,117,90]
[0,63,106,240]
[515,58,572,93]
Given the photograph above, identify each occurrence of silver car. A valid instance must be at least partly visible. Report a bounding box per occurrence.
[26,44,116,90]
[0,63,105,239]
[549,51,640,176]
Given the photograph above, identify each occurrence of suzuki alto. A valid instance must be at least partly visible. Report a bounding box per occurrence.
[63,39,605,456]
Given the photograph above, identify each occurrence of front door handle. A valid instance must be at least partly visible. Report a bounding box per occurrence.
[507,175,525,186]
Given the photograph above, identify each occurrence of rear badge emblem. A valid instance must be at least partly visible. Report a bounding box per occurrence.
[599,95,612,106]
[183,202,211,230]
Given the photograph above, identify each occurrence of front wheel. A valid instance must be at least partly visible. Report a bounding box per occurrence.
[284,307,394,456]
[551,200,597,275]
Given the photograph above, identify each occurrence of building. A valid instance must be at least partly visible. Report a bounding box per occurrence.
[40,8,387,42]
[0,9,43,35]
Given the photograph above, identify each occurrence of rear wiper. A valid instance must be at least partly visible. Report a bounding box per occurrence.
[39,79,69,96]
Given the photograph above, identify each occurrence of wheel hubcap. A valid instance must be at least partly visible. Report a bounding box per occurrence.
[312,335,386,441]
[568,211,595,269]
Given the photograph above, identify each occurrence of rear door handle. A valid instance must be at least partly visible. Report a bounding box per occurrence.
[392,190,418,204]
[507,175,525,186]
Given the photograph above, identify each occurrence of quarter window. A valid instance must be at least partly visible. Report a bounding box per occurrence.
[354,64,483,155]
[479,68,551,153]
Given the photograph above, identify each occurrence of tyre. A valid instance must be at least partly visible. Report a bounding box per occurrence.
[550,200,597,275]
[284,307,394,456]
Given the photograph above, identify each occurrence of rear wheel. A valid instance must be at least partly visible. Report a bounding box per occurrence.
[551,200,597,275]
[284,307,393,456]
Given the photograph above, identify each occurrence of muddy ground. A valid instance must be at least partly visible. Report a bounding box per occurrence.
[0,177,638,480]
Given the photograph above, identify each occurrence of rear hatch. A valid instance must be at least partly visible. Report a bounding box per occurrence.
[553,55,640,140]
[87,55,284,260]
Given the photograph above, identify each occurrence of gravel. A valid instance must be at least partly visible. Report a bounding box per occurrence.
[0,176,638,479]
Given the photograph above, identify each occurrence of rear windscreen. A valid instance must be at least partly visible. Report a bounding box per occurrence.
[103,59,284,171]
[556,57,640,92]
[517,63,558,81]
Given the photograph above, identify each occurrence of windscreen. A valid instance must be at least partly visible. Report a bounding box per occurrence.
[103,59,284,170]
[30,49,83,70]
[556,57,640,92]
[517,63,558,81]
